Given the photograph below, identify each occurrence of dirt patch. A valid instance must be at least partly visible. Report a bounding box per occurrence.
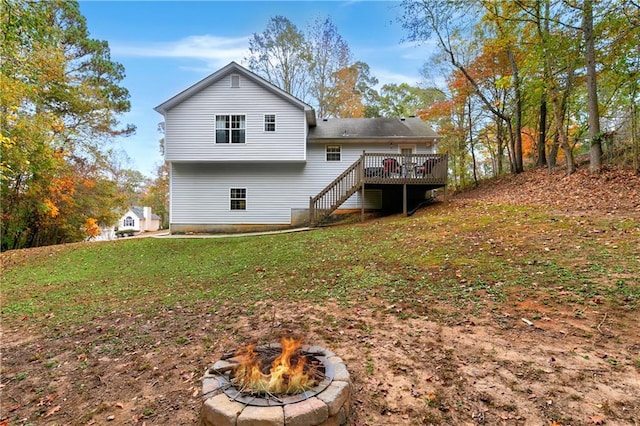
[2,299,638,425]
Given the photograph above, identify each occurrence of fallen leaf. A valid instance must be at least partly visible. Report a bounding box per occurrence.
[45,405,61,418]
[38,393,58,406]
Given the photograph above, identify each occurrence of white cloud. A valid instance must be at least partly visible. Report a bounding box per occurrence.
[373,68,422,86]
[397,39,439,61]
[353,37,441,87]
[111,34,251,71]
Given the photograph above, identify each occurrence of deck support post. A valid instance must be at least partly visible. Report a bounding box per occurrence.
[361,184,365,222]
[403,184,408,216]
[309,196,315,227]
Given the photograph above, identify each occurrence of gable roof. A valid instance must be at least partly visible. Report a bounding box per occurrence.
[154,61,316,125]
[308,117,440,142]
[130,206,160,220]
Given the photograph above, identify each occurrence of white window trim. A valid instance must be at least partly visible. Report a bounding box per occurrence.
[215,114,246,144]
[229,187,247,211]
[397,144,417,154]
[230,74,240,88]
[325,144,342,162]
[264,114,276,133]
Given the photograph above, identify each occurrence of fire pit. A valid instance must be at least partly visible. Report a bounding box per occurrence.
[200,338,351,426]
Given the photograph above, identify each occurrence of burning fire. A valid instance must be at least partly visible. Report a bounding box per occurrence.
[231,337,317,395]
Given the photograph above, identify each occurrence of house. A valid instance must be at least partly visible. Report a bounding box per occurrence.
[154,62,446,234]
[117,206,160,236]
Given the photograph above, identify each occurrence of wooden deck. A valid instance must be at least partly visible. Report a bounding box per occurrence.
[310,153,447,226]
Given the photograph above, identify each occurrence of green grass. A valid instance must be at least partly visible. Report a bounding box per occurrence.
[2,202,639,329]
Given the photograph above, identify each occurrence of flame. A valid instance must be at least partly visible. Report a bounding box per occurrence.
[232,337,316,395]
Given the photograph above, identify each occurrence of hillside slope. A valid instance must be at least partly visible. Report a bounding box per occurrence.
[454,167,640,217]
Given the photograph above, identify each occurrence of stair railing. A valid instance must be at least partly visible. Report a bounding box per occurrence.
[309,157,363,226]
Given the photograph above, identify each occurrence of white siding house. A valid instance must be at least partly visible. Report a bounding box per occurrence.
[117,207,160,235]
[155,62,444,234]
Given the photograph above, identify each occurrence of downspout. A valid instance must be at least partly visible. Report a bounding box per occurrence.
[361,150,365,222]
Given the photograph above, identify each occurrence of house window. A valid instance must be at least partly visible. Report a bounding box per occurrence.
[264,114,276,132]
[216,115,245,143]
[326,145,341,161]
[231,74,240,88]
[123,216,134,227]
[230,188,246,210]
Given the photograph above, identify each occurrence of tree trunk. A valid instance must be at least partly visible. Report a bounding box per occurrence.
[632,101,639,171]
[551,94,575,174]
[583,0,602,173]
[506,120,517,174]
[507,48,524,173]
[548,132,559,168]
[537,95,548,167]
[468,98,478,186]
[496,119,505,175]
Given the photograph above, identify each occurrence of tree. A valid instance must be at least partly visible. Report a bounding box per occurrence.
[401,0,525,173]
[246,16,311,101]
[142,163,169,229]
[325,61,381,118]
[1,0,133,249]
[582,0,601,172]
[378,83,445,118]
[247,16,382,119]
[307,17,352,118]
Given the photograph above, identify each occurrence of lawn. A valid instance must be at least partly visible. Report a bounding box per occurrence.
[2,169,639,425]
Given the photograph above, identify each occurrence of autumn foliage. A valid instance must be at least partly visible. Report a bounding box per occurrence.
[1,0,134,250]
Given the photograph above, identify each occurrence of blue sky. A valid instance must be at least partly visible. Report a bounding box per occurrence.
[78,1,439,177]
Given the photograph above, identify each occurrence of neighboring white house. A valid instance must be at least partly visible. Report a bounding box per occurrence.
[154,61,445,234]
[93,226,116,242]
[117,206,160,235]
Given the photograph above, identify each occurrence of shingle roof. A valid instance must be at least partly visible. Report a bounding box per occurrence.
[131,206,160,220]
[308,117,439,141]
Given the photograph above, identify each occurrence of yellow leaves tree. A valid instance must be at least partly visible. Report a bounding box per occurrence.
[324,62,380,118]
[325,65,365,118]
[1,0,133,249]
[83,218,101,239]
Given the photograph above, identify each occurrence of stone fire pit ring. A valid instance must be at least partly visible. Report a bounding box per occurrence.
[200,344,351,426]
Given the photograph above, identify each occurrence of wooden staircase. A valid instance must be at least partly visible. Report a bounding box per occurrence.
[309,157,363,226]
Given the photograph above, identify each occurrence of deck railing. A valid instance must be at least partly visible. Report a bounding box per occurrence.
[309,153,447,226]
[362,153,448,184]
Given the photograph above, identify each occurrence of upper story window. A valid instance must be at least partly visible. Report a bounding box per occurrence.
[264,114,276,132]
[230,74,240,88]
[230,188,246,210]
[326,145,341,161]
[216,115,245,143]
[123,216,134,227]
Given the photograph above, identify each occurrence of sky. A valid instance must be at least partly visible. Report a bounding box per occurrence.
[78,1,440,178]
